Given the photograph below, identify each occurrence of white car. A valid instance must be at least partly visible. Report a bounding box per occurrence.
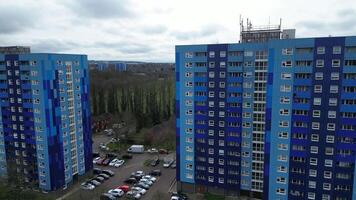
[93,157,101,164]
[139,178,153,186]
[127,191,142,199]
[114,160,125,167]
[108,189,124,197]
[142,175,156,182]
[80,182,95,190]
[131,187,147,195]
[147,148,158,153]
[171,196,180,200]
[109,159,119,166]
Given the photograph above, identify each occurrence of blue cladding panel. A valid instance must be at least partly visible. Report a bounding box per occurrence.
[176,36,356,199]
[0,53,91,191]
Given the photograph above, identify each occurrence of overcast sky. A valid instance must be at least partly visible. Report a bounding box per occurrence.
[0,0,355,62]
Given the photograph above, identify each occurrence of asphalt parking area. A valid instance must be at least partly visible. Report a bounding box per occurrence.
[59,133,176,200]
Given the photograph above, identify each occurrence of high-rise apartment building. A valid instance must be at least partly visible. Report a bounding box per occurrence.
[176,36,356,199]
[0,53,92,191]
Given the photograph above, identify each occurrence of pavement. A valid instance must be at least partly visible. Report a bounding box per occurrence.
[56,132,176,200]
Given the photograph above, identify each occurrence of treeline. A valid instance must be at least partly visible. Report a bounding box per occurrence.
[90,70,175,131]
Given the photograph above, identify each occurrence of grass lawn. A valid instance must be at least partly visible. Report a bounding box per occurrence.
[204,193,225,200]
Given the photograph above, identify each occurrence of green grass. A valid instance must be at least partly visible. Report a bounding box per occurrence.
[204,193,225,200]
[106,142,129,153]
[0,185,54,200]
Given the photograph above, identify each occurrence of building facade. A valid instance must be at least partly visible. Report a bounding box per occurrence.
[176,36,356,200]
[0,53,92,191]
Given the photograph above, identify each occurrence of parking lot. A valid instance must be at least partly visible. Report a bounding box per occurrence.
[59,133,176,200]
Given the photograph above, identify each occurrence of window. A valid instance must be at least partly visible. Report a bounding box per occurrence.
[323,183,331,190]
[326,135,334,143]
[332,59,341,67]
[282,48,293,55]
[313,98,321,105]
[312,122,320,130]
[310,158,318,165]
[185,52,193,58]
[209,72,215,78]
[280,85,291,92]
[316,59,324,68]
[281,61,292,67]
[331,72,339,80]
[315,72,323,80]
[279,121,289,127]
[279,109,290,116]
[328,111,336,118]
[330,85,338,93]
[333,46,341,54]
[244,51,253,57]
[209,51,215,58]
[309,181,316,189]
[327,123,335,131]
[278,132,288,139]
[309,169,317,177]
[310,146,318,154]
[220,51,226,57]
[280,97,290,104]
[281,73,292,80]
[314,85,322,93]
[317,47,325,54]
[220,62,226,68]
[209,62,215,68]
[324,159,333,167]
[329,98,337,106]
[311,134,319,142]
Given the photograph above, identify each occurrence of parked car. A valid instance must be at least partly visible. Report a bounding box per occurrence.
[171,192,188,200]
[142,175,156,182]
[139,179,153,186]
[170,196,180,200]
[134,182,149,190]
[93,176,105,183]
[89,180,101,186]
[124,177,138,184]
[150,157,159,167]
[147,148,158,153]
[108,188,124,197]
[81,182,95,190]
[163,159,174,168]
[171,161,176,168]
[115,160,125,167]
[131,187,146,195]
[159,149,169,154]
[102,169,115,177]
[93,157,101,164]
[96,157,106,165]
[100,193,116,200]
[93,168,102,175]
[122,154,133,159]
[127,191,141,199]
[109,158,119,166]
[100,143,109,151]
[102,158,112,166]
[104,129,113,136]
[98,173,110,180]
[149,169,161,176]
[117,185,130,193]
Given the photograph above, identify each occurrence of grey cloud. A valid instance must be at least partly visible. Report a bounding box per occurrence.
[141,25,167,34]
[296,11,356,34]
[31,39,79,53]
[0,5,39,34]
[63,0,135,19]
[173,25,224,40]
[94,41,154,54]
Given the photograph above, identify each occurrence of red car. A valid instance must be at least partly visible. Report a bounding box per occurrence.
[96,158,105,165]
[117,185,130,193]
